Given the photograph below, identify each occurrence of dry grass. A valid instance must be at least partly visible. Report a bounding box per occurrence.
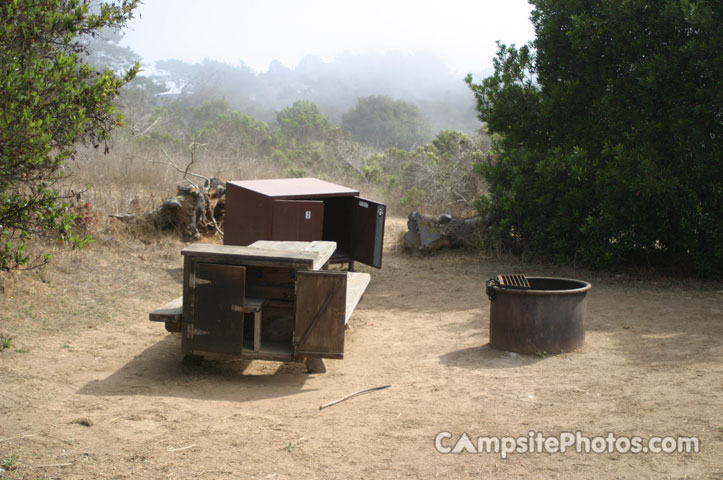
[67,143,386,222]
[0,233,184,338]
[65,126,483,229]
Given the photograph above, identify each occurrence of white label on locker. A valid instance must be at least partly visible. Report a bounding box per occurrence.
[305,210,311,219]
[359,201,369,208]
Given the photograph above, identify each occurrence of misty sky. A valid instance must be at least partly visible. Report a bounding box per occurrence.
[120,0,535,75]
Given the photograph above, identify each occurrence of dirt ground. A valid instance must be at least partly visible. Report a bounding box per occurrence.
[1,218,722,479]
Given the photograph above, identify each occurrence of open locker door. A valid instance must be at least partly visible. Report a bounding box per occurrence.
[350,197,386,268]
[294,271,347,359]
[189,263,246,355]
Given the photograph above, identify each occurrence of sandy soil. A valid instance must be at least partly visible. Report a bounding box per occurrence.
[1,218,722,479]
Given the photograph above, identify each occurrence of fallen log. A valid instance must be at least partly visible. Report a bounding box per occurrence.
[404,210,485,252]
[111,178,225,240]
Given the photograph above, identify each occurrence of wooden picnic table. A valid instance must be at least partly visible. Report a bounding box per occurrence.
[150,240,370,372]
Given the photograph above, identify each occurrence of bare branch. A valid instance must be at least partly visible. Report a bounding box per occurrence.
[341,157,365,178]
[184,142,207,182]
[451,190,472,206]
[204,202,224,237]
[131,116,160,137]
[151,146,209,186]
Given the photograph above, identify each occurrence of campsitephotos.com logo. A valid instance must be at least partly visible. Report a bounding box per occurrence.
[435,431,700,459]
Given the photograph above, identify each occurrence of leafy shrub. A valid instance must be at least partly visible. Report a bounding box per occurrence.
[341,96,432,150]
[467,0,723,275]
[0,333,13,352]
[0,0,139,270]
[276,100,331,144]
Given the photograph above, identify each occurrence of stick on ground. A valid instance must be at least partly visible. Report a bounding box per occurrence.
[167,444,196,452]
[319,385,391,410]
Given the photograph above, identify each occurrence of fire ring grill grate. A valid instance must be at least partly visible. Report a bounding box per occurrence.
[485,274,530,301]
[497,274,531,288]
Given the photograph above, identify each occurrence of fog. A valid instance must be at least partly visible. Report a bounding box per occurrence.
[112,0,535,133]
[145,52,481,132]
[121,0,534,75]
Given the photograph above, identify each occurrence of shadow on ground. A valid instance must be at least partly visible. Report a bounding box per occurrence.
[439,344,543,369]
[165,266,183,283]
[78,335,318,402]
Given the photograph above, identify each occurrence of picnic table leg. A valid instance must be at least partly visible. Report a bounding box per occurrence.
[305,357,327,373]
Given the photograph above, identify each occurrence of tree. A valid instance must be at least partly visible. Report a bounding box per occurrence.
[0,0,139,270]
[362,130,489,213]
[341,96,432,150]
[84,28,170,136]
[466,0,723,275]
[193,110,277,160]
[276,100,331,144]
[83,26,140,75]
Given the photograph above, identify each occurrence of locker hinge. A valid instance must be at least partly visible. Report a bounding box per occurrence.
[189,274,211,288]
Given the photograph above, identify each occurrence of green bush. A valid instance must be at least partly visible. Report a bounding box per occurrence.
[400,187,426,209]
[341,95,432,150]
[276,100,331,145]
[467,0,723,275]
[0,0,139,270]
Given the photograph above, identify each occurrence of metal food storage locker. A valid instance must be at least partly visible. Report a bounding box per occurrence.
[224,178,386,269]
